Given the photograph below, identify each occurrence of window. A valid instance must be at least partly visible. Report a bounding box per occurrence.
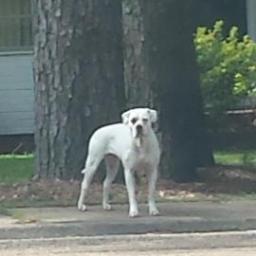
[0,0,32,52]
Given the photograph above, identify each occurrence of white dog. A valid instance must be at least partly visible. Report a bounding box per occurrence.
[77,108,160,217]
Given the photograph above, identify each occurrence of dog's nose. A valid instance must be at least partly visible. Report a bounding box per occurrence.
[136,125,143,132]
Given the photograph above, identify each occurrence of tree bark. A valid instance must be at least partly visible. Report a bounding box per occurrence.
[122,0,154,108]
[33,0,125,179]
[123,0,214,181]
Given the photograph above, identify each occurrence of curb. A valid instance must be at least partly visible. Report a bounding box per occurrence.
[1,231,256,251]
[1,217,256,240]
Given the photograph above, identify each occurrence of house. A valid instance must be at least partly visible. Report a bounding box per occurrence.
[0,0,33,136]
[0,0,255,138]
[247,0,256,41]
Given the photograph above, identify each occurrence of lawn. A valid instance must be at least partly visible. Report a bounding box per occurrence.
[214,150,256,167]
[0,151,256,209]
[0,154,34,183]
[0,150,255,184]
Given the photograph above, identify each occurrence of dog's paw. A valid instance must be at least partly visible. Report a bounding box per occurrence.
[103,203,112,211]
[149,208,160,216]
[78,203,87,212]
[129,209,139,218]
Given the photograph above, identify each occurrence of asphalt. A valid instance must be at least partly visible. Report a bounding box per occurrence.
[1,200,256,241]
[0,200,256,251]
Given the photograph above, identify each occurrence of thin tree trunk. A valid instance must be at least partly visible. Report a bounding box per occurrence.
[33,0,125,180]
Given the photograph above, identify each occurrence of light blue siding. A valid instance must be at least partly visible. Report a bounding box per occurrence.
[247,0,256,41]
[0,54,34,135]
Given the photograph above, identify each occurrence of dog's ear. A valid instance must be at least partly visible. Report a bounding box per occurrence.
[148,109,158,123]
[121,110,131,125]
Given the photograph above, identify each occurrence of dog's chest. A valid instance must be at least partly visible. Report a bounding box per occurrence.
[136,149,148,161]
[130,143,154,168]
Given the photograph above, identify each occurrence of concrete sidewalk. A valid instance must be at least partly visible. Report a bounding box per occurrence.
[1,200,256,240]
[2,200,256,254]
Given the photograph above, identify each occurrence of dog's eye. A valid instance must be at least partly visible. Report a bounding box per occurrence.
[131,118,137,124]
[142,118,148,123]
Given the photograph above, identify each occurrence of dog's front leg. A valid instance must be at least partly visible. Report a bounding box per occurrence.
[124,169,139,217]
[148,168,159,216]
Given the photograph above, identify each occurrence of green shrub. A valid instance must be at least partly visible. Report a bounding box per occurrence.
[194,20,256,114]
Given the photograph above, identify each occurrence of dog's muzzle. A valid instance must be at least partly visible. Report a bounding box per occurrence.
[136,125,143,136]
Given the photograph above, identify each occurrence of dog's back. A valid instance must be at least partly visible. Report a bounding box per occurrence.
[86,123,131,162]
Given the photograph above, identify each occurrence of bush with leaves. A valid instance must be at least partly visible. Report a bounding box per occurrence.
[194,20,256,114]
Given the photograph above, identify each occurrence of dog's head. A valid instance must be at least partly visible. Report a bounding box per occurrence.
[121,108,158,138]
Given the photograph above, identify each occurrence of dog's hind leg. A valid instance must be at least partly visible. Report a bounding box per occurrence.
[77,154,102,211]
[102,154,120,210]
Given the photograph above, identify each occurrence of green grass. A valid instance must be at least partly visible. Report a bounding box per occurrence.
[0,151,255,184]
[214,150,256,167]
[0,154,34,183]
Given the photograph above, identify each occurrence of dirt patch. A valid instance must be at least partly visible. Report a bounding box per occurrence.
[1,166,256,208]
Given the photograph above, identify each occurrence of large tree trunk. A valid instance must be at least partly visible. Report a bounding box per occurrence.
[122,0,154,108]
[143,0,214,181]
[123,0,214,181]
[33,0,125,180]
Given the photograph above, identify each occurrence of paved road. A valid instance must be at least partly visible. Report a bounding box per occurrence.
[1,232,256,256]
[1,201,256,255]
[2,246,256,256]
